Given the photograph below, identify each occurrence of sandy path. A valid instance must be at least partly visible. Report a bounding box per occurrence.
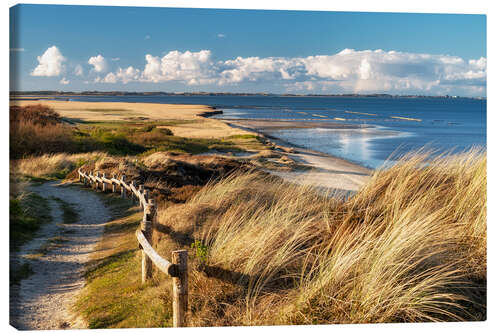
[10,182,111,330]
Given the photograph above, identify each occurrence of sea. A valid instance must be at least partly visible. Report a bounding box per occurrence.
[66,95,486,169]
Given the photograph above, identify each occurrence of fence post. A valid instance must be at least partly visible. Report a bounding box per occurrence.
[95,172,100,190]
[172,250,188,327]
[102,173,107,192]
[139,185,145,208]
[112,174,116,193]
[121,175,126,198]
[131,180,137,203]
[141,203,154,283]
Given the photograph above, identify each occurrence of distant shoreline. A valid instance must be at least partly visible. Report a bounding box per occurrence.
[9,91,485,100]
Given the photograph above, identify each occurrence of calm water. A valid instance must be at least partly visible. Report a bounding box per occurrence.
[67,95,486,169]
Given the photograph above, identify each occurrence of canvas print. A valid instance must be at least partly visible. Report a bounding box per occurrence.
[9,3,486,329]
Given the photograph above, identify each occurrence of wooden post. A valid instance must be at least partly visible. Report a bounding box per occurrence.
[120,175,126,198]
[139,185,145,208]
[141,203,155,283]
[172,250,188,327]
[95,172,100,190]
[131,180,137,203]
[102,173,107,192]
[112,174,116,193]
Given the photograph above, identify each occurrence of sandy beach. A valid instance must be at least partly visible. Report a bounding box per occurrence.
[220,118,372,193]
[11,99,372,192]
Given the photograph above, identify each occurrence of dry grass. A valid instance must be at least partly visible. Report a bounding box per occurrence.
[10,104,77,158]
[155,149,486,325]
[12,152,109,179]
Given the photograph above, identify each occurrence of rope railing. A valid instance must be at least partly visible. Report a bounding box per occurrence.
[77,168,188,327]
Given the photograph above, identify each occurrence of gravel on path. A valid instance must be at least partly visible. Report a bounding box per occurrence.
[10,182,111,330]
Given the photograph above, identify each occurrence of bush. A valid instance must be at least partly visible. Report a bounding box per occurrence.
[10,105,76,158]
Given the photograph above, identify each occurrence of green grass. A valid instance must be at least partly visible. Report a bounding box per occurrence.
[72,121,266,156]
[74,191,175,328]
[10,192,52,251]
[10,262,34,286]
[226,134,260,140]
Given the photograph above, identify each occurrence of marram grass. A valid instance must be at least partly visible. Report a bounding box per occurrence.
[157,149,486,325]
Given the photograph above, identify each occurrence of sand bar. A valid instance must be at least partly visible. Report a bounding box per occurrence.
[220,118,368,131]
[10,100,253,139]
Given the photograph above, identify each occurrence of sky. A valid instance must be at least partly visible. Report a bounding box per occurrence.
[9,4,487,96]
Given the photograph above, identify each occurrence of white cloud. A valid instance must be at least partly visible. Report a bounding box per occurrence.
[74,64,83,76]
[59,77,70,85]
[141,50,215,85]
[83,48,486,96]
[145,35,151,40]
[31,46,66,77]
[95,66,141,84]
[88,54,108,73]
[111,58,120,61]
[217,34,226,38]
[116,66,141,83]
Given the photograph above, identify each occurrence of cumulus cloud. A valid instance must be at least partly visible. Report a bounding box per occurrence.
[31,46,66,77]
[83,48,486,96]
[59,77,70,85]
[215,48,486,95]
[95,66,141,84]
[141,50,216,85]
[74,64,83,76]
[88,54,108,73]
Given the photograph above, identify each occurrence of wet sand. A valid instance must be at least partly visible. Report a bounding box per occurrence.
[220,118,369,131]
[221,118,373,193]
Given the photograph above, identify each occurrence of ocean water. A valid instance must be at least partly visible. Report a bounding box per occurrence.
[67,95,486,169]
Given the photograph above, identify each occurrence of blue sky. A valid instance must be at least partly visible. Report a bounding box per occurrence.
[10,4,487,96]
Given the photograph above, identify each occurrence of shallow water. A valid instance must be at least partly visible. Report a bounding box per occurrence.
[67,95,486,169]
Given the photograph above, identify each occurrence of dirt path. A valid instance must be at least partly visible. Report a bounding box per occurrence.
[10,182,111,330]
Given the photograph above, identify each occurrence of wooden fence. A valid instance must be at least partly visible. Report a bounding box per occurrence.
[77,168,188,327]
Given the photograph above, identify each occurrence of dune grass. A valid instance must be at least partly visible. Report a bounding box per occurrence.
[9,179,52,251]
[154,149,486,325]
[12,152,109,180]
